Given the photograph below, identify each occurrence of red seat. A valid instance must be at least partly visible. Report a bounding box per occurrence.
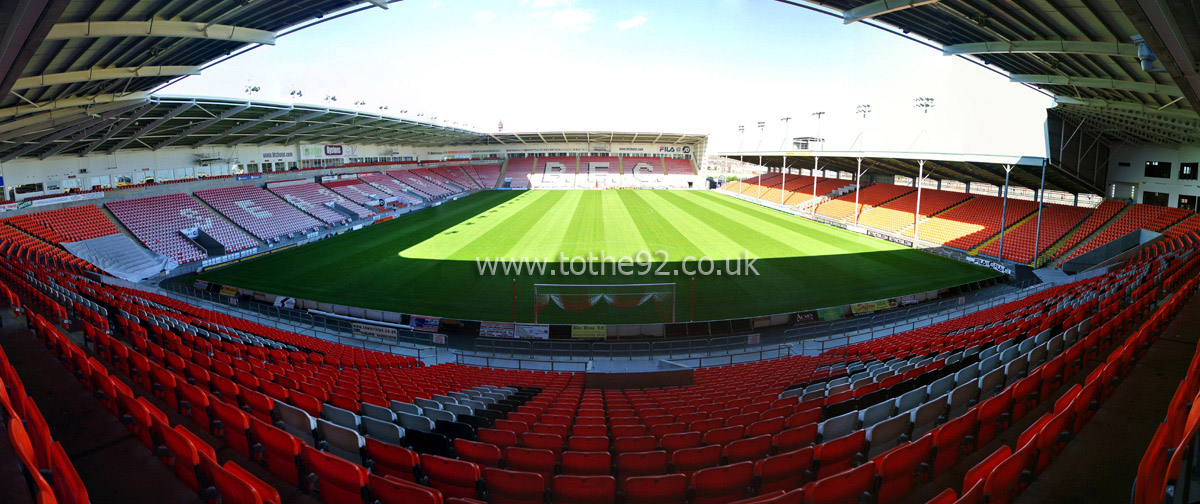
[612,436,656,455]
[561,451,611,476]
[814,431,865,479]
[454,439,502,468]
[672,445,722,478]
[616,450,668,484]
[725,435,772,464]
[153,418,205,493]
[553,475,616,504]
[772,425,817,454]
[975,388,1012,447]
[747,418,786,437]
[875,434,933,504]
[48,442,88,504]
[931,409,977,476]
[200,454,263,504]
[703,425,744,446]
[249,418,304,487]
[303,446,369,504]
[623,474,687,504]
[369,473,443,504]
[660,432,701,454]
[566,436,609,452]
[364,438,419,482]
[505,447,556,481]
[692,461,755,504]
[421,454,482,500]
[478,428,519,450]
[754,447,813,494]
[803,461,876,504]
[981,444,1035,504]
[483,468,545,504]
[521,432,563,454]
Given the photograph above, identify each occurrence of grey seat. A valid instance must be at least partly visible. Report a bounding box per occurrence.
[852,377,874,390]
[852,402,885,432]
[473,396,498,406]
[997,339,1016,355]
[448,392,471,401]
[396,411,435,433]
[275,402,317,445]
[390,401,421,415]
[818,410,859,442]
[1034,329,1052,346]
[462,399,487,411]
[943,351,963,366]
[827,376,850,388]
[361,416,404,445]
[954,363,980,385]
[978,368,1006,400]
[909,395,947,438]
[866,415,912,458]
[444,403,473,417]
[963,346,981,359]
[321,404,361,431]
[1004,355,1028,383]
[979,355,1000,375]
[1065,325,1079,345]
[317,419,366,464]
[779,388,803,400]
[1028,344,1048,368]
[947,381,980,418]
[414,398,442,410]
[1047,335,1064,358]
[827,383,851,395]
[362,403,396,423]
[895,388,927,415]
[424,408,455,423]
[978,346,998,362]
[431,394,458,406]
[802,390,827,402]
[927,376,955,399]
[1017,338,1035,355]
[874,370,895,382]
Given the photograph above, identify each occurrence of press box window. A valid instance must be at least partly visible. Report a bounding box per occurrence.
[1181,163,1198,180]
[1146,161,1172,179]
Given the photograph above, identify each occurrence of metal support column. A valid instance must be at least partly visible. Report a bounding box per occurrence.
[781,154,787,206]
[1033,160,1047,266]
[854,157,865,225]
[915,160,925,240]
[757,155,762,200]
[998,164,1012,260]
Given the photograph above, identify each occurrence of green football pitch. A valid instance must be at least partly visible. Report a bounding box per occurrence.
[194,190,997,324]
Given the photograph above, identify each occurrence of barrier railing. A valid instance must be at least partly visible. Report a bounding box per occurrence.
[454,352,590,372]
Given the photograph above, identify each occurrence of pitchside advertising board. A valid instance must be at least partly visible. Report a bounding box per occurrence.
[300,144,359,159]
[352,322,399,341]
[571,325,606,339]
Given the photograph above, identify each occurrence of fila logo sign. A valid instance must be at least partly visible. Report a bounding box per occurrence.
[659,146,692,154]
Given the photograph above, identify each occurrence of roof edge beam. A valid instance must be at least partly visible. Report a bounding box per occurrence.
[844,0,940,24]
[1012,74,1183,97]
[46,20,276,45]
[943,40,1139,57]
[13,66,201,91]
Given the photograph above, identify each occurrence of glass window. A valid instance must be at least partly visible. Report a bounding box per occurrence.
[1143,190,1170,206]
[1145,161,1172,178]
[1181,162,1198,180]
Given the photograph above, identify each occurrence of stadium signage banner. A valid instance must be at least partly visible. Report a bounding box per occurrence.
[851,298,898,315]
[515,324,550,339]
[571,325,606,339]
[26,192,103,208]
[410,315,441,332]
[480,322,516,339]
[865,229,914,248]
[352,322,399,341]
[793,310,818,325]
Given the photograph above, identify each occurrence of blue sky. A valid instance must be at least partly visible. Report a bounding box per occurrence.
[163,0,1055,156]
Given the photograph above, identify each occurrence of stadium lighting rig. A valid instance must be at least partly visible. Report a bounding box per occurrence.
[811,111,825,150]
[852,105,871,151]
[738,125,745,151]
[914,97,935,113]
[289,89,303,98]
[756,121,766,150]
[779,117,792,150]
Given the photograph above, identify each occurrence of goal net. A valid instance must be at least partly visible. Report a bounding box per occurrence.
[533,283,676,324]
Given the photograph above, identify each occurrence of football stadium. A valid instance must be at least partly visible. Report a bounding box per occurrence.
[0,0,1199,503]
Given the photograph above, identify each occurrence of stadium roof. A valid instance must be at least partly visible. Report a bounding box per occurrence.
[473,131,706,147]
[0,0,400,110]
[779,0,1200,146]
[722,150,1101,194]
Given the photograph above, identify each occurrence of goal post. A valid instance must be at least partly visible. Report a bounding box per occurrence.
[533,283,676,324]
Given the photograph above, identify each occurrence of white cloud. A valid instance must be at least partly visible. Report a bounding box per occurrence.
[617,15,646,30]
[472,9,497,23]
[548,7,594,30]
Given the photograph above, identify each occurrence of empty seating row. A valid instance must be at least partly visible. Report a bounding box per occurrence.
[815,184,914,222]
[3,204,119,243]
[195,185,323,242]
[106,193,258,263]
[268,181,370,225]
[977,203,1091,264]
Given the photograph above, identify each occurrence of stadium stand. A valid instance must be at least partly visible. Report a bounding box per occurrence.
[977,203,1092,264]
[579,156,619,188]
[622,157,665,188]
[505,158,536,189]
[784,177,854,207]
[4,205,120,244]
[321,179,387,215]
[664,158,697,188]
[1051,200,1127,263]
[429,165,482,190]
[411,168,464,195]
[1061,203,1192,262]
[856,189,971,233]
[357,172,425,205]
[467,163,503,189]
[387,169,457,199]
[2,214,1196,504]
[816,184,915,222]
[195,185,324,242]
[905,195,1039,251]
[536,157,579,189]
[268,180,372,224]
[106,193,258,264]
